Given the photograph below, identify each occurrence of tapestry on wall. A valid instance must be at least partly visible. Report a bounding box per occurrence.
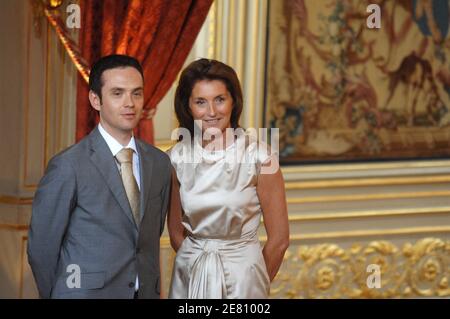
[265,0,450,163]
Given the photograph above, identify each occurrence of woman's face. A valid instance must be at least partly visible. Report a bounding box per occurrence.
[189,79,233,134]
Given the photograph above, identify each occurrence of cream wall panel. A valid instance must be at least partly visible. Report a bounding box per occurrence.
[0,205,37,298]
[59,55,77,149]
[0,0,77,298]
[23,5,47,189]
[45,26,77,160]
[20,237,38,299]
[0,230,24,298]
[285,215,450,235]
[287,196,450,214]
[0,205,20,225]
[0,0,25,194]
[285,183,450,199]
[282,160,450,181]
[153,84,176,142]
[0,229,36,299]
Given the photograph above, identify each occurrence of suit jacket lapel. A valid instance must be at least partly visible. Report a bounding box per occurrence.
[88,128,138,229]
[137,140,153,221]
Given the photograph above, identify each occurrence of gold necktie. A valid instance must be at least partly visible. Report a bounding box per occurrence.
[116,148,140,226]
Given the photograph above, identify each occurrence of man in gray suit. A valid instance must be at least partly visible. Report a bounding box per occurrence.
[27,55,171,299]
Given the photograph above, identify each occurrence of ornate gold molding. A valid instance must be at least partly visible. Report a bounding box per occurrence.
[23,3,53,190]
[23,1,39,190]
[287,226,450,242]
[289,206,450,221]
[287,190,450,204]
[0,223,29,231]
[0,196,33,206]
[19,235,28,298]
[43,21,51,169]
[271,238,450,298]
[281,160,450,174]
[207,0,216,58]
[285,174,450,189]
[161,237,171,249]
[30,0,45,37]
[155,139,176,152]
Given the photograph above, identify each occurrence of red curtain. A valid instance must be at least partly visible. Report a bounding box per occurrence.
[76,0,213,144]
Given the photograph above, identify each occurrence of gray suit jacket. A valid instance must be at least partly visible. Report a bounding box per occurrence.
[27,127,171,299]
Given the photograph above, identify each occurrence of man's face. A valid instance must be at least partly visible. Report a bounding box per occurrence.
[89,66,144,137]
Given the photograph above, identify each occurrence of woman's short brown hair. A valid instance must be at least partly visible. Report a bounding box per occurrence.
[174,58,243,137]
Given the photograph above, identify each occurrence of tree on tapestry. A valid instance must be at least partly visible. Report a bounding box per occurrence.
[265,0,450,163]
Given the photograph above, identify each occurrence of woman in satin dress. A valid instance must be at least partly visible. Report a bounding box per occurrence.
[167,59,289,299]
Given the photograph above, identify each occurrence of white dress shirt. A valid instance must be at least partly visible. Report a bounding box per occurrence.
[98,124,141,190]
[98,123,140,291]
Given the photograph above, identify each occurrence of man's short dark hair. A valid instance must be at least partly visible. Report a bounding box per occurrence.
[89,54,144,99]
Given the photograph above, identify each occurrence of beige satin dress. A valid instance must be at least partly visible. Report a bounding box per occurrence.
[168,135,272,299]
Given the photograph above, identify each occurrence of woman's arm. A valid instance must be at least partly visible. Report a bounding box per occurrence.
[256,158,290,282]
[167,168,185,252]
